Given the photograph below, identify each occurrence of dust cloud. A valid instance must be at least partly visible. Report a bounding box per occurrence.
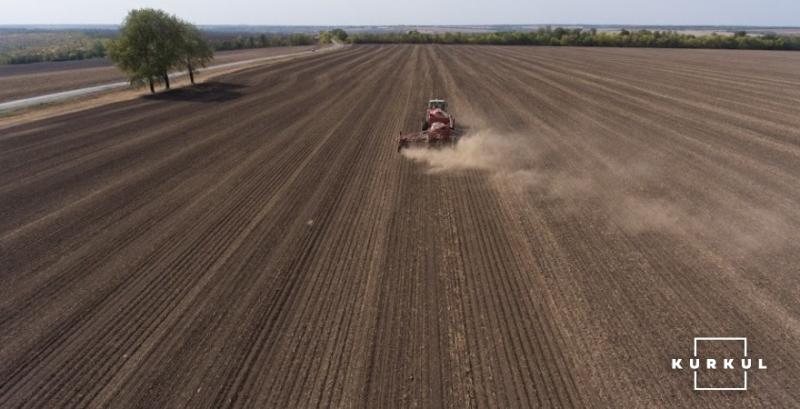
[401,128,792,255]
[401,130,541,174]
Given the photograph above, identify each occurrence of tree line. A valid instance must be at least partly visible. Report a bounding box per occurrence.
[108,9,214,93]
[1,30,317,66]
[1,40,108,64]
[0,29,115,65]
[211,33,315,51]
[348,28,800,51]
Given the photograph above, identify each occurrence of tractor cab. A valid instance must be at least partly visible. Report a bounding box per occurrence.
[428,99,447,111]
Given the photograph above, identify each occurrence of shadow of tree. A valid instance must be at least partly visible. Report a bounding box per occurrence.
[144,82,246,103]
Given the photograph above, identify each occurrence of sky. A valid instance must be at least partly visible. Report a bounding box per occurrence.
[2,0,799,26]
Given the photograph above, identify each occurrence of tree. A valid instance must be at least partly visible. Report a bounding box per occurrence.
[318,31,332,44]
[178,22,213,84]
[330,28,348,42]
[108,8,184,93]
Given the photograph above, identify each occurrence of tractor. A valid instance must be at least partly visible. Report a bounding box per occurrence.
[398,99,458,152]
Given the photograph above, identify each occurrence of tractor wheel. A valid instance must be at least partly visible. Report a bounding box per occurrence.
[422,121,429,131]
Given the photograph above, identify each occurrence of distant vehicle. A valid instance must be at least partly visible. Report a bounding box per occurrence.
[397,99,458,152]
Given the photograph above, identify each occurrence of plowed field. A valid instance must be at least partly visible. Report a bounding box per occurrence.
[1,45,799,408]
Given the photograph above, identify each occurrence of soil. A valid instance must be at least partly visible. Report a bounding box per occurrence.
[1,45,799,408]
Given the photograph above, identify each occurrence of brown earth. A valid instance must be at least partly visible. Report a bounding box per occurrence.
[1,45,799,408]
[0,46,317,103]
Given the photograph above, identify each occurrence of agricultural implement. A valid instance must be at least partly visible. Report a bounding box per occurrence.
[397,99,459,152]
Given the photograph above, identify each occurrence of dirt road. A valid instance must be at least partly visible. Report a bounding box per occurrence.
[1,45,799,408]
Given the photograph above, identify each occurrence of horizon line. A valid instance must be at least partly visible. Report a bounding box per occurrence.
[1,23,799,29]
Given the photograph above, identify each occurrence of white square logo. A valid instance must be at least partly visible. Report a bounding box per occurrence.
[671,336,766,392]
[693,337,748,391]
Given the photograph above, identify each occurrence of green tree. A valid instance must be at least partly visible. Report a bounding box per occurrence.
[108,8,184,93]
[318,31,332,44]
[330,28,348,42]
[178,22,213,84]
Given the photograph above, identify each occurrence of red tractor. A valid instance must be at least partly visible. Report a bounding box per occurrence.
[398,99,458,152]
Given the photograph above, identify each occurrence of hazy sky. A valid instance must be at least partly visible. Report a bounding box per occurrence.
[2,0,799,26]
